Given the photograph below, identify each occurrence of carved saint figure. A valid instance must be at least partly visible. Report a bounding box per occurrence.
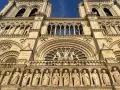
[22,70,31,86]
[1,72,10,85]
[92,70,100,86]
[69,52,75,60]
[63,70,69,86]
[102,70,110,85]
[32,70,41,86]
[112,67,120,84]
[82,70,90,86]
[72,69,80,86]
[63,50,69,60]
[10,68,21,85]
[42,70,50,86]
[52,70,59,86]
[56,51,62,60]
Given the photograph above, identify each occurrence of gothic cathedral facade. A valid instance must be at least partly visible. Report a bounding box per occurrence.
[0,0,120,90]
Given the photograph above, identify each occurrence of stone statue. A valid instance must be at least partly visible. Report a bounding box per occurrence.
[63,70,69,86]
[0,71,3,83]
[72,69,80,86]
[82,70,90,86]
[69,52,75,60]
[56,51,62,60]
[42,70,50,86]
[10,68,21,85]
[112,67,120,84]
[102,70,111,85]
[92,70,100,86]
[1,72,10,85]
[52,70,59,86]
[21,70,31,86]
[32,70,41,86]
[63,50,69,60]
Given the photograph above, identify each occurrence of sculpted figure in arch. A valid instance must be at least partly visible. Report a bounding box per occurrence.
[52,70,60,86]
[22,70,31,86]
[82,70,90,86]
[10,68,21,85]
[1,72,10,85]
[72,69,80,86]
[32,70,41,86]
[112,67,120,84]
[63,70,69,86]
[0,71,4,83]
[56,51,62,60]
[92,69,100,86]
[69,52,75,60]
[42,70,50,86]
[102,70,111,85]
[63,50,69,60]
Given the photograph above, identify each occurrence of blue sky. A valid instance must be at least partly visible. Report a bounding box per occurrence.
[0,0,82,17]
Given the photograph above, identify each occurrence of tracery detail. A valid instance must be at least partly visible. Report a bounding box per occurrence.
[45,47,87,61]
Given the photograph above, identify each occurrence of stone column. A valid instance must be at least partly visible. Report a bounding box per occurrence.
[54,25,57,35]
[49,69,53,86]
[1,0,14,16]
[69,69,73,86]
[39,69,44,86]
[18,68,24,86]
[59,69,63,86]
[0,71,5,84]
[110,25,117,34]
[29,69,34,86]
[9,6,19,17]
[88,69,93,86]
[98,69,104,86]
[79,70,83,86]
[108,68,115,84]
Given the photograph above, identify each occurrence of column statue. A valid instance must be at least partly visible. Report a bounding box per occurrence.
[1,72,11,85]
[52,70,59,86]
[63,70,69,86]
[102,70,111,85]
[82,70,90,86]
[92,69,100,86]
[72,69,80,86]
[32,70,41,86]
[21,70,31,86]
[112,67,120,84]
[42,70,50,86]
[10,68,21,85]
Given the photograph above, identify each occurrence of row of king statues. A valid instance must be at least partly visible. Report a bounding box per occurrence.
[0,67,120,87]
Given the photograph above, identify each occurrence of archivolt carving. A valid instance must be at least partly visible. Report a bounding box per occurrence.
[0,40,23,50]
[109,39,120,49]
[36,39,97,60]
[0,42,12,52]
[0,51,19,63]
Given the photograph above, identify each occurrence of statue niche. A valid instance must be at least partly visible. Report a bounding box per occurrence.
[45,47,87,61]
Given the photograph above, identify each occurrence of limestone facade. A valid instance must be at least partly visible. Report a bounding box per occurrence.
[0,0,120,90]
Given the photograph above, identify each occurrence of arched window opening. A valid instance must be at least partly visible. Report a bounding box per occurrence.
[79,25,83,35]
[16,8,26,17]
[61,25,64,35]
[70,25,74,35]
[5,58,16,63]
[92,8,100,16]
[29,8,38,17]
[75,25,79,35]
[103,8,112,16]
[47,25,51,35]
[66,25,69,35]
[56,26,60,35]
[51,25,55,35]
